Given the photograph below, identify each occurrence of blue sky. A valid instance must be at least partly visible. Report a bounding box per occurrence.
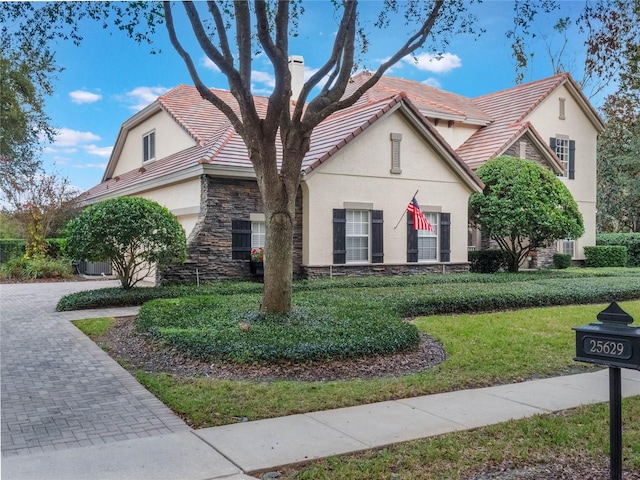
[37,1,601,192]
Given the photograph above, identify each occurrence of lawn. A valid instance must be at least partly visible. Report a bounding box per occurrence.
[125,300,640,428]
[73,271,640,478]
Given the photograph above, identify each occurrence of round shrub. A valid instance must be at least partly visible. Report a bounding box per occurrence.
[553,253,572,269]
[136,295,421,364]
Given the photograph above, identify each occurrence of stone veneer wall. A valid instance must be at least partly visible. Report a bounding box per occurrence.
[303,263,470,279]
[158,175,304,284]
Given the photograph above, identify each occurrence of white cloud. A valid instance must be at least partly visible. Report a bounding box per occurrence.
[252,70,276,88]
[127,86,170,111]
[69,90,102,104]
[202,56,220,72]
[422,77,442,88]
[84,144,113,158]
[404,52,462,74]
[72,162,108,169]
[54,128,101,147]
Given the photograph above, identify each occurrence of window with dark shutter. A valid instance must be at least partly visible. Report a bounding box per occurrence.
[333,209,346,264]
[371,210,384,263]
[231,220,252,260]
[440,213,451,262]
[568,140,575,179]
[407,215,418,262]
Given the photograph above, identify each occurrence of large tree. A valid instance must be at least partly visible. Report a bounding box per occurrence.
[162,0,485,312]
[469,156,584,272]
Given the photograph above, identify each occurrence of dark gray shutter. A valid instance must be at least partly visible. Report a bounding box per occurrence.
[550,137,557,152]
[440,213,451,262]
[333,209,346,264]
[568,140,576,179]
[407,215,418,262]
[231,220,251,260]
[372,210,384,263]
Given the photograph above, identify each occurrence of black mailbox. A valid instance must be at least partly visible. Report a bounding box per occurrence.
[574,301,640,370]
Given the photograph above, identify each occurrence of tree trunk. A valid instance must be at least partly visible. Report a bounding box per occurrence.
[256,144,305,314]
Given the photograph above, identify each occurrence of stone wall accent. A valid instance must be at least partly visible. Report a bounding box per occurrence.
[158,175,304,284]
[302,262,470,279]
[503,135,549,169]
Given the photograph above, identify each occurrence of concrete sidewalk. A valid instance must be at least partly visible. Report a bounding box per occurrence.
[2,281,640,479]
[4,369,640,480]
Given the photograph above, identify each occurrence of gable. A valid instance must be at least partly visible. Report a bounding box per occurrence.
[106,106,197,180]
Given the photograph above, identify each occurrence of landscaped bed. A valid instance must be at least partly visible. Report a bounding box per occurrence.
[72,269,640,479]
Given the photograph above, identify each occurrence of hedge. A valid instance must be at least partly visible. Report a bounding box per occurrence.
[584,246,627,268]
[597,233,640,267]
[57,269,640,312]
[0,238,67,264]
[0,239,26,263]
[468,249,507,273]
[553,253,572,269]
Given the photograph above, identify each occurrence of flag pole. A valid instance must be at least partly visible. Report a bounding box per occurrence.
[394,189,419,229]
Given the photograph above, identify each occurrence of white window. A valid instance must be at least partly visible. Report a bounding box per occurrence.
[346,210,369,262]
[562,239,575,258]
[418,213,439,261]
[251,221,265,250]
[554,136,570,177]
[143,131,156,162]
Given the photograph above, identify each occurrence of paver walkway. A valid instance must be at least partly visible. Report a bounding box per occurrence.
[0,281,188,458]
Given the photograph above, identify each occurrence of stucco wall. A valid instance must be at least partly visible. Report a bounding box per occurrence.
[112,110,195,177]
[302,110,474,266]
[525,84,600,259]
[137,180,201,237]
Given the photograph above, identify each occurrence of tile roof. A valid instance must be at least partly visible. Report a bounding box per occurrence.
[80,71,591,202]
[456,74,569,167]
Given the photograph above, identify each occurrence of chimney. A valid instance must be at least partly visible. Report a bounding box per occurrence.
[288,55,305,100]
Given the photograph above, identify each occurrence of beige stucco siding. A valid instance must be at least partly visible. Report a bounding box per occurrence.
[434,122,480,150]
[302,111,473,266]
[112,110,196,177]
[135,179,201,237]
[525,84,600,259]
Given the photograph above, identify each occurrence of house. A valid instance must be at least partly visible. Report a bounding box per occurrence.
[78,62,604,283]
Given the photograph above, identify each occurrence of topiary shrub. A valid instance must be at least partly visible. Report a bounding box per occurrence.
[553,253,572,269]
[469,249,507,273]
[584,246,627,267]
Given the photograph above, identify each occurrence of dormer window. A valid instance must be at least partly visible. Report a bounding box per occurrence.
[143,130,156,163]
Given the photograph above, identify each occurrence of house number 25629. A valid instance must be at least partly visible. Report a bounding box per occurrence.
[583,337,632,359]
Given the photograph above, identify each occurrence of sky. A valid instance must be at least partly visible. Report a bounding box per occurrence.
[28,0,606,193]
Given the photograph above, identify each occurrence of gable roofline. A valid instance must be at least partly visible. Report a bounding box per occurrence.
[102,101,164,181]
[303,93,483,193]
[496,122,565,175]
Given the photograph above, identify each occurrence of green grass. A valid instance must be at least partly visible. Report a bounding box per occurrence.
[72,317,114,337]
[135,300,640,429]
[280,397,640,479]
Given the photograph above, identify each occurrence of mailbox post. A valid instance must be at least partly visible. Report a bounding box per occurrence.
[573,301,640,480]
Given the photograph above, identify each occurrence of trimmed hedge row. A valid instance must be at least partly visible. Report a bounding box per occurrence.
[137,294,420,364]
[597,233,640,267]
[584,246,627,268]
[57,269,640,311]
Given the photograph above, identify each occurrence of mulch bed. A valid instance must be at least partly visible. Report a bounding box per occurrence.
[100,316,446,382]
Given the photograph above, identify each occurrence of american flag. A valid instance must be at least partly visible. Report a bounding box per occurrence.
[407,197,433,231]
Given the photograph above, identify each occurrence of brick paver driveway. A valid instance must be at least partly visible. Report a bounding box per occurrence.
[1,281,188,457]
